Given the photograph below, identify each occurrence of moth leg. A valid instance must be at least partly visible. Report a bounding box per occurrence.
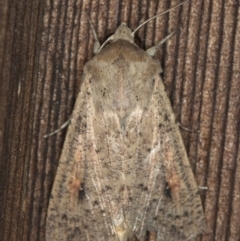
[44,119,70,138]
[198,186,208,190]
[146,31,175,57]
[177,122,199,133]
[86,15,101,53]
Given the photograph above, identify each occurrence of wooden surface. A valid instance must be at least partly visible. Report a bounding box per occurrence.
[0,0,239,240]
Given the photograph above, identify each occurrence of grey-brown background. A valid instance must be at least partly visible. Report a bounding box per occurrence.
[0,0,239,240]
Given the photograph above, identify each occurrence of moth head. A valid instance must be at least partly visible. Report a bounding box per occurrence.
[111,23,134,43]
[97,0,187,52]
[98,23,135,51]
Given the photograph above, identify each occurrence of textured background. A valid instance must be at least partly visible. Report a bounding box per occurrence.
[0,0,239,240]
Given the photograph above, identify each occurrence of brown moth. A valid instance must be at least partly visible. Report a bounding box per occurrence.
[46,2,205,241]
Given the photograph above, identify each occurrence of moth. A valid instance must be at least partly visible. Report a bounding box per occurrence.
[46,2,205,241]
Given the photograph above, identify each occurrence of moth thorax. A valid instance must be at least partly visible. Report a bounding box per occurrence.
[112,23,134,43]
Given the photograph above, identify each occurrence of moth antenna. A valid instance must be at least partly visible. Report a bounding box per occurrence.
[44,120,70,138]
[198,186,208,190]
[86,13,102,54]
[86,14,99,44]
[98,36,114,52]
[132,0,188,36]
[85,13,114,53]
[178,122,199,133]
[146,30,176,56]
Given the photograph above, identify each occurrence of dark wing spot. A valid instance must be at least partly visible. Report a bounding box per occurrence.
[152,79,155,87]
[175,215,180,220]
[105,185,111,191]
[119,185,125,192]
[143,186,148,191]
[78,183,85,200]
[164,114,168,121]
[84,209,91,214]
[164,182,172,199]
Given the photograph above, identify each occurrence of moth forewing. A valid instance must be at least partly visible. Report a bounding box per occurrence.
[46,13,205,241]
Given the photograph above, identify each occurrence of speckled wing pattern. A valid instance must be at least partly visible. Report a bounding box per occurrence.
[46,38,205,241]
